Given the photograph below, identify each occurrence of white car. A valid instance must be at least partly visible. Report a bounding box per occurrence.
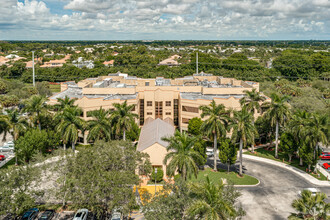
[299,188,320,196]
[111,211,122,220]
[206,148,214,157]
[5,141,14,147]
[73,209,88,220]
[0,144,14,152]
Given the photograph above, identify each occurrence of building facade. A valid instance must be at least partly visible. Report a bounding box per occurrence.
[49,72,266,134]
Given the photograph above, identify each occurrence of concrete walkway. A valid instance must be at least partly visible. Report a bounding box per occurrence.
[242,154,330,186]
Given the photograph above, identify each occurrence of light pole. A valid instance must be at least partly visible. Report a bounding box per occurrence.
[32,51,35,87]
[154,168,157,194]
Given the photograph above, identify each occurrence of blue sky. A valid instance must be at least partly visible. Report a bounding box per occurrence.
[1,0,329,40]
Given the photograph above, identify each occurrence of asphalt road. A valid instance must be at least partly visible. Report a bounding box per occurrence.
[236,158,330,220]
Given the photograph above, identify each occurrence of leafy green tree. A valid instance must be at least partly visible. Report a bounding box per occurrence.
[125,121,140,141]
[0,164,41,216]
[142,180,192,220]
[151,168,164,183]
[0,114,10,142]
[15,129,55,163]
[23,95,47,130]
[35,81,52,96]
[300,144,314,172]
[230,108,257,176]
[162,131,204,181]
[55,96,76,110]
[55,106,85,151]
[218,139,237,173]
[87,108,112,142]
[58,140,151,217]
[0,79,7,94]
[200,100,230,171]
[186,177,245,219]
[188,117,203,136]
[263,93,291,158]
[240,88,266,152]
[280,132,298,162]
[289,190,329,219]
[110,101,138,141]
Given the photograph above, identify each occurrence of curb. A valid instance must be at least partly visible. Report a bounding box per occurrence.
[233,174,260,188]
[242,154,330,186]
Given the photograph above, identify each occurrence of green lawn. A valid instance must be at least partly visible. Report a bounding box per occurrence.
[49,84,61,93]
[189,168,259,185]
[244,148,328,181]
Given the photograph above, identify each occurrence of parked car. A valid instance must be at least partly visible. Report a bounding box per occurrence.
[6,141,14,147]
[0,155,5,161]
[206,148,214,157]
[299,188,320,196]
[0,145,14,152]
[319,153,330,160]
[38,210,55,220]
[110,211,122,220]
[322,163,330,170]
[21,208,39,220]
[73,209,88,220]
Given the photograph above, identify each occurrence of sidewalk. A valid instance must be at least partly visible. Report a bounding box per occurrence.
[242,154,330,186]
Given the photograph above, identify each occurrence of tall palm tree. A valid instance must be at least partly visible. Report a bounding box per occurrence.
[24,95,47,130]
[230,108,257,176]
[186,177,242,219]
[240,88,266,152]
[289,190,329,219]
[56,106,85,152]
[56,96,76,110]
[200,100,230,171]
[264,93,291,158]
[6,109,28,165]
[0,114,10,142]
[110,101,138,141]
[162,131,204,181]
[87,108,112,142]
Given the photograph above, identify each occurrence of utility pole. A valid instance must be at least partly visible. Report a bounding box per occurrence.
[32,51,35,87]
[196,52,198,75]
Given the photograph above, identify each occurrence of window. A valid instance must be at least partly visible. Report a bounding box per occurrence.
[145,82,149,86]
[165,112,171,115]
[166,101,171,106]
[174,99,179,126]
[155,101,163,119]
[182,118,190,124]
[139,99,144,125]
[182,105,199,113]
[147,101,152,106]
[147,112,152,115]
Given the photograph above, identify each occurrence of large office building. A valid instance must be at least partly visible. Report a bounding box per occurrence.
[49,72,265,132]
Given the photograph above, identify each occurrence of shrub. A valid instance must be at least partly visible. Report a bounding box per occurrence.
[151,168,164,183]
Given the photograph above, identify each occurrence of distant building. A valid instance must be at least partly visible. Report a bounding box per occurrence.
[72,57,94,69]
[103,60,114,67]
[40,55,71,68]
[84,48,94,53]
[158,54,181,66]
[25,57,43,68]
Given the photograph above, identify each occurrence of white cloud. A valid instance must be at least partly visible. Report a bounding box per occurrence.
[0,0,328,40]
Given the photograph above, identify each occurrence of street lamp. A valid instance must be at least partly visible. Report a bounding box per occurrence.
[154,168,157,194]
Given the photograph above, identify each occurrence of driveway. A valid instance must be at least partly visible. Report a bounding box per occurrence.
[236,158,330,220]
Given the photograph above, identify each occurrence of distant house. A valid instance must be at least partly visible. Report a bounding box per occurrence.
[158,54,181,66]
[112,51,119,56]
[72,57,94,69]
[25,57,43,68]
[40,54,71,68]
[137,118,175,180]
[84,48,94,53]
[103,60,114,67]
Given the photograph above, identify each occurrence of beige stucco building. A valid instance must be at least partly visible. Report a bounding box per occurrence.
[49,72,265,133]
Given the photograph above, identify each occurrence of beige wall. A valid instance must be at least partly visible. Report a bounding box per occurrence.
[141,143,169,176]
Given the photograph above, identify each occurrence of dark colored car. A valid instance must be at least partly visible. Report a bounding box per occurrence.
[0,155,5,161]
[320,154,330,160]
[322,163,330,170]
[21,208,39,220]
[38,210,55,220]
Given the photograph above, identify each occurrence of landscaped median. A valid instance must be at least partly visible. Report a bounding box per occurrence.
[190,168,259,186]
[243,149,330,186]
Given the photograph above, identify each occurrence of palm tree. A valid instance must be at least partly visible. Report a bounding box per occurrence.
[230,108,257,176]
[24,95,47,130]
[56,96,76,110]
[264,93,291,158]
[200,100,230,171]
[0,114,10,142]
[110,101,138,141]
[6,109,28,165]
[162,131,204,181]
[56,106,85,152]
[186,177,242,219]
[240,88,266,152]
[87,108,112,142]
[289,190,329,219]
